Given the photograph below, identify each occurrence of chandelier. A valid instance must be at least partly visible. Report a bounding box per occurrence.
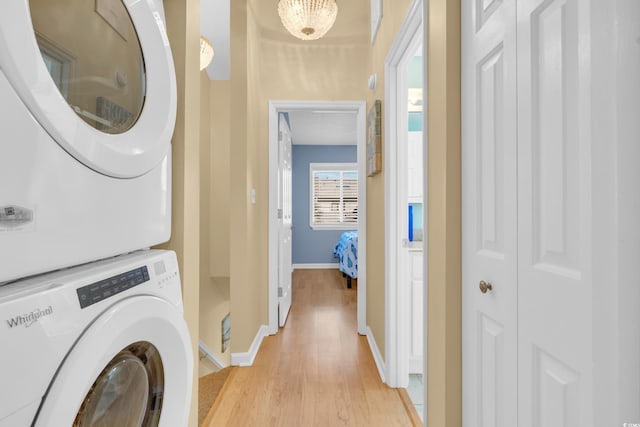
[200,36,214,71]
[277,0,339,41]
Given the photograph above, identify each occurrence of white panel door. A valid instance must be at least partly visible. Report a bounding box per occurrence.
[462,0,518,425]
[517,0,592,425]
[278,113,293,327]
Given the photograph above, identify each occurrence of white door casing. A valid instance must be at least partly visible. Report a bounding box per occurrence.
[384,0,424,389]
[268,101,367,336]
[611,0,640,422]
[462,0,518,425]
[277,113,293,327]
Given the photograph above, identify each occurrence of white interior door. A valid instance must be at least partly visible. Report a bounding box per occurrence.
[516,0,593,424]
[464,0,600,424]
[277,113,293,327]
[462,0,518,425]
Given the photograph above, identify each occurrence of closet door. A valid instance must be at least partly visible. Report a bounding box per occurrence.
[461,0,518,425]
[516,0,593,425]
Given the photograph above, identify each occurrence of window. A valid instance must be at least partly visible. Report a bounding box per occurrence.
[310,163,358,229]
[35,33,73,98]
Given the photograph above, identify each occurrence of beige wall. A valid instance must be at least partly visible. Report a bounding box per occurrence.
[251,26,373,338]
[227,0,261,352]
[208,80,231,278]
[200,76,232,365]
[218,0,371,354]
[205,6,464,427]
[426,0,462,426]
[365,0,413,362]
[199,73,232,366]
[162,0,201,425]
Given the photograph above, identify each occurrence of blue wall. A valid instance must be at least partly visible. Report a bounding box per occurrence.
[292,145,357,265]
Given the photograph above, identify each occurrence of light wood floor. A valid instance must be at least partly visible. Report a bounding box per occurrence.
[204,269,418,427]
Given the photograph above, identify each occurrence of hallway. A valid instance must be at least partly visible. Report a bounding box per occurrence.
[203,269,418,426]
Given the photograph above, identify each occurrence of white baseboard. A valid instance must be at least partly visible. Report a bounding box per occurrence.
[366,326,386,383]
[198,340,228,370]
[231,325,269,367]
[292,263,340,270]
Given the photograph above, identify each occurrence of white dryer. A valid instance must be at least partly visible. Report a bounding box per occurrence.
[0,0,176,283]
[0,249,192,427]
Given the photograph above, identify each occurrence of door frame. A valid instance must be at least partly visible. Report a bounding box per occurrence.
[384,0,425,388]
[268,100,368,335]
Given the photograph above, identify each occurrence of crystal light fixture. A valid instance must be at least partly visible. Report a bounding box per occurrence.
[200,36,214,71]
[277,0,338,41]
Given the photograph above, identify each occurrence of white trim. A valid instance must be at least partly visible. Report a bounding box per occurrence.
[269,100,368,337]
[230,325,268,367]
[293,263,340,270]
[422,0,429,417]
[198,339,228,370]
[366,326,386,383]
[384,0,425,389]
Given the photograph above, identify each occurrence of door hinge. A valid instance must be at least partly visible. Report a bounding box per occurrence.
[278,287,283,298]
[278,130,283,140]
[277,208,283,219]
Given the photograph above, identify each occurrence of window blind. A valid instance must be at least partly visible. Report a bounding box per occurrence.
[311,167,358,228]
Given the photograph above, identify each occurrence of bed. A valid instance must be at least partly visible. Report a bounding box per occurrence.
[333,231,358,288]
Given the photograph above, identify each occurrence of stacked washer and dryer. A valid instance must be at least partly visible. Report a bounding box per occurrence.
[0,0,193,426]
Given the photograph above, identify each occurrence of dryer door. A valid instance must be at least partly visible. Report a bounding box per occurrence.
[0,0,175,178]
[33,296,193,427]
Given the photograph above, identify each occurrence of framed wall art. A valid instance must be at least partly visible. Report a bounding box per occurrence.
[222,312,231,353]
[367,99,382,176]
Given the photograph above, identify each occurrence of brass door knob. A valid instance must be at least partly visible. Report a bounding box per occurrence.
[479,280,493,294]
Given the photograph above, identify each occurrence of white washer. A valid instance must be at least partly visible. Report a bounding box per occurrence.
[0,249,192,427]
[0,0,176,283]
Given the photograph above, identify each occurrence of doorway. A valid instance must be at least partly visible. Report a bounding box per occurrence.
[384,0,426,420]
[268,100,368,336]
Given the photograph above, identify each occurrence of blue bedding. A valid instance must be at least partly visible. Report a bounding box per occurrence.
[333,231,358,279]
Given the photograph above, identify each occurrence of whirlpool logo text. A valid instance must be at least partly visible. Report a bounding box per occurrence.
[6,306,53,328]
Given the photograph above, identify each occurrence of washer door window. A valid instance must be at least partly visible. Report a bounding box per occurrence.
[74,342,164,427]
[0,1,176,178]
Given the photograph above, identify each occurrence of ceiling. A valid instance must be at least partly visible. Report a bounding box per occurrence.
[200,0,370,80]
[201,0,230,80]
[287,111,357,146]
[249,0,369,44]
[199,1,365,144]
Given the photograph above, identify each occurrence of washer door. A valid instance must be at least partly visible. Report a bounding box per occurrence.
[73,342,163,427]
[34,296,193,427]
[0,0,176,178]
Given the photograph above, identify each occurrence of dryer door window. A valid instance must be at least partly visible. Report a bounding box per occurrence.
[73,342,164,427]
[0,1,176,177]
[29,0,145,135]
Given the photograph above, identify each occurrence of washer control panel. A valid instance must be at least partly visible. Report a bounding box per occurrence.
[76,266,149,309]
